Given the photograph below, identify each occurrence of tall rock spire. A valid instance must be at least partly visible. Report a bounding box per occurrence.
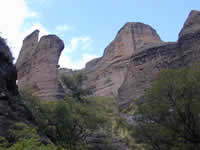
[16,30,64,100]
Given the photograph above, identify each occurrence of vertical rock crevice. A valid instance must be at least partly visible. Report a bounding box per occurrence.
[16,30,64,100]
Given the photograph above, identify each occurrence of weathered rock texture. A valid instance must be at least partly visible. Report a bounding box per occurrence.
[84,22,163,97]
[71,10,200,110]
[16,30,64,100]
[16,10,200,110]
[118,10,200,109]
[0,36,34,137]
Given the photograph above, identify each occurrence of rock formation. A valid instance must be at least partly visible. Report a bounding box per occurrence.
[0,36,34,137]
[84,22,163,97]
[16,10,200,111]
[77,10,200,110]
[118,10,200,109]
[14,9,200,150]
[16,30,64,100]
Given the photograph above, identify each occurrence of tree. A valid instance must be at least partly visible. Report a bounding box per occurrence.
[131,66,200,150]
[61,72,91,102]
[20,90,111,150]
[0,123,63,150]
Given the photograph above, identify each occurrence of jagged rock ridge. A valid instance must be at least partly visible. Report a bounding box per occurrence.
[16,31,64,100]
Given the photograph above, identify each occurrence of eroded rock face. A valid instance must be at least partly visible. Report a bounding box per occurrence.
[0,36,34,137]
[179,10,200,38]
[16,30,64,100]
[118,10,200,109]
[16,30,39,89]
[85,22,162,97]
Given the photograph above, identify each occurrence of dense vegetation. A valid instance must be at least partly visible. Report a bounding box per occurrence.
[130,65,200,150]
[22,91,116,149]
[2,61,200,149]
[0,123,62,150]
[0,72,122,150]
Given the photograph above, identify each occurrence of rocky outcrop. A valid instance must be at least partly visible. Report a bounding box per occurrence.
[16,10,200,111]
[16,30,64,100]
[0,36,34,137]
[179,10,200,38]
[84,22,163,97]
[118,10,200,109]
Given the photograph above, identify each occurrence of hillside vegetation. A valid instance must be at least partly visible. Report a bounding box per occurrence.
[129,65,200,150]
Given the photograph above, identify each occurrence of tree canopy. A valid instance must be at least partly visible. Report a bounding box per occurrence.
[131,65,200,150]
[61,72,92,102]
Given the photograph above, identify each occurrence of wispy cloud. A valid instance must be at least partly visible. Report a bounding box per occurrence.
[0,0,37,59]
[40,0,51,3]
[0,0,97,69]
[29,0,53,5]
[59,53,98,70]
[59,35,96,69]
[55,24,69,33]
[22,23,50,39]
[65,36,92,53]
[0,0,50,61]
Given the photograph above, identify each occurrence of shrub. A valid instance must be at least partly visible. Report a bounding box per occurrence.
[20,90,112,150]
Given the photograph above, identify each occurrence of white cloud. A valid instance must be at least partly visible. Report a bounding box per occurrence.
[55,24,69,33]
[0,0,96,70]
[0,0,34,58]
[65,36,92,53]
[59,53,98,70]
[40,0,50,3]
[29,0,52,5]
[22,23,49,39]
[59,36,96,69]
[0,0,49,61]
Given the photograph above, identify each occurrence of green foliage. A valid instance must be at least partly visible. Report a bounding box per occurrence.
[89,97,136,149]
[61,72,92,101]
[41,99,108,149]
[0,123,66,150]
[131,66,200,150]
[0,36,13,62]
[20,72,130,149]
[20,90,113,150]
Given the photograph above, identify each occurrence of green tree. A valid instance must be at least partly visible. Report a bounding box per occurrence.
[61,72,91,101]
[41,99,109,149]
[0,123,64,150]
[131,66,200,150]
[20,90,111,150]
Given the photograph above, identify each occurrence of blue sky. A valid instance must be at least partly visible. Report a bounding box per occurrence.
[0,0,200,69]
